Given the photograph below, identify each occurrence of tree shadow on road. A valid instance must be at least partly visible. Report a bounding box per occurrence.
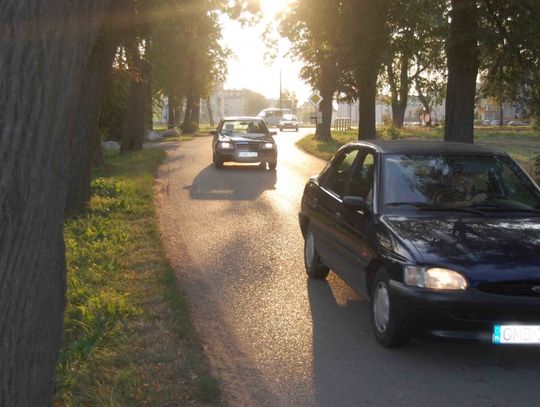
[187,164,277,201]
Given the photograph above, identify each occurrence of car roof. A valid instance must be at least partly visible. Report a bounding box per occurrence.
[347,140,507,156]
[222,116,265,122]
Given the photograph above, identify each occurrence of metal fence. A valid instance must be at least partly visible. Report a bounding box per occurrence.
[333,117,352,131]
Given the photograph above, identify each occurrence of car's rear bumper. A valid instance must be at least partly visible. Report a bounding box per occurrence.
[390,280,540,343]
[216,149,277,163]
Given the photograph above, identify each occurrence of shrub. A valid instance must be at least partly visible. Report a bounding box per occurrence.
[378,125,401,140]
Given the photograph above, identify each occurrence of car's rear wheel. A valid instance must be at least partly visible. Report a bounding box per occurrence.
[371,269,410,347]
[304,226,329,279]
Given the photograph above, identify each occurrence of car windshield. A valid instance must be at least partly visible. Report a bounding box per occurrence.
[383,154,540,211]
[220,120,268,136]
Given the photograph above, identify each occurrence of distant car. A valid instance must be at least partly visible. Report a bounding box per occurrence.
[257,108,292,127]
[482,119,491,126]
[211,117,277,169]
[279,114,299,132]
[508,120,528,126]
[299,140,540,347]
[490,120,502,126]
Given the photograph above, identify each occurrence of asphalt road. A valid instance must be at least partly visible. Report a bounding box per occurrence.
[156,129,540,407]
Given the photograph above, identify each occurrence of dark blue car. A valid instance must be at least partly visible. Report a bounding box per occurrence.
[299,140,540,347]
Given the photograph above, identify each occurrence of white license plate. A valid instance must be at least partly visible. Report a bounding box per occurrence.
[493,325,540,344]
[238,152,258,158]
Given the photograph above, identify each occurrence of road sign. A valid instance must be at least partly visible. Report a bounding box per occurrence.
[308,92,323,107]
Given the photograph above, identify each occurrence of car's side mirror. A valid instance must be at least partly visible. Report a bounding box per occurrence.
[269,131,277,136]
[210,130,218,136]
[343,196,372,214]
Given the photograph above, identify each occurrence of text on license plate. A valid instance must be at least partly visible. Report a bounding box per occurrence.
[493,325,540,344]
[238,152,258,158]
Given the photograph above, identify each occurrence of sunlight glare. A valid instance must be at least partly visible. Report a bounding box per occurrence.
[259,0,293,15]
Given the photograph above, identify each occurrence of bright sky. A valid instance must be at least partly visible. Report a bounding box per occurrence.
[221,0,312,104]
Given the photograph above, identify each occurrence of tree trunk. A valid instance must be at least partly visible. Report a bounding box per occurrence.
[357,67,379,140]
[0,1,110,405]
[175,96,184,127]
[415,79,432,127]
[66,32,118,213]
[191,95,200,129]
[499,103,504,126]
[315,87,334,141]
[444,0,479,143]
[314,61,336,142]
[182,94,194,128]
[391,103,407,128]
[167,94,176,129]
[92,127,105,167]
[206,98,215,127]
[386,54,409,128]
[121,40,152,153]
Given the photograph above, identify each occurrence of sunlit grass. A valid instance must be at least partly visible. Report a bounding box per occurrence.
[56,149,220,405]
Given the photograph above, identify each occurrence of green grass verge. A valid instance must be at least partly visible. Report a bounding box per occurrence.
[55,149,220,406]
[297,126,540,180]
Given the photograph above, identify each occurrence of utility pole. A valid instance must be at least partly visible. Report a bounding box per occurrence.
[279,69,283,109]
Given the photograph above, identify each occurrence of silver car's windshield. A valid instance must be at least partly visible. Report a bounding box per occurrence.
[383,154,540,210]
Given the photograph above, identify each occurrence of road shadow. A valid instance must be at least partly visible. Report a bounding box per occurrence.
[308,274,540,407]
[187,164,277,201]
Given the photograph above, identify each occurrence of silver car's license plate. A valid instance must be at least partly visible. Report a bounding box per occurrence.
[238,152,258,158]
[493,325,540,344]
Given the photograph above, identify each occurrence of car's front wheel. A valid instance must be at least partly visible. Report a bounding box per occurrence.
[304,226,329,279]
[268,160,277,170]
[213,153,223,169]
[370,269,410,347]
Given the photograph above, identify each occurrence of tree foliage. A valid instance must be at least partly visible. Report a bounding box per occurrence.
[380,0,447,127]
[478,0,540,123]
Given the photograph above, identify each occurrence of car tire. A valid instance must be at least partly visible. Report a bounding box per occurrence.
[295,127,299,132]
[267,160,277,170]
[304,226,329,279]
[214,154,223,169]
[370,269,410,348]
[279,127,283,132]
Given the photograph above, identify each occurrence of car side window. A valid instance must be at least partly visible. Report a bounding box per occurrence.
[347,151,376,204]
[321,148,360,197]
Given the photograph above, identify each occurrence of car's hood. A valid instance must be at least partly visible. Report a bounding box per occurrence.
[219,133,270,142]
[383,215,540,284]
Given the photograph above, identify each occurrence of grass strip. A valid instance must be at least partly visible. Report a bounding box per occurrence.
[55,149,219,406]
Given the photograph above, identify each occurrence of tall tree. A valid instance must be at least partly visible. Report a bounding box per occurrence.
[66,9,122,212]
[380,0,446,128]
[0,1,110,404]
[280,0,343,141]
[340,0,391,140]
[444,0,480,143]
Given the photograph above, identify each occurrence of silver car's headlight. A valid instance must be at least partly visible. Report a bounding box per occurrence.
[219,141,233,149]
[404,266,468,290]
[261,142,275,149]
